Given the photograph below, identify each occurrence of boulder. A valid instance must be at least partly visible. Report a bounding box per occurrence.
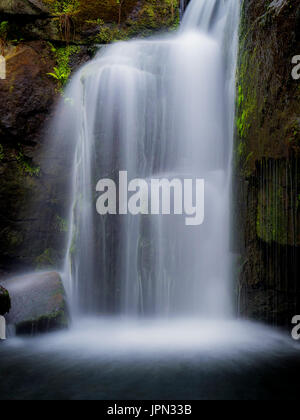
[2,271,69,335]
[0,285,11,316]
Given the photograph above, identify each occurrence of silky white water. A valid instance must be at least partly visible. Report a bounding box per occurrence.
[61,0,241,319]
[2,2,300,402]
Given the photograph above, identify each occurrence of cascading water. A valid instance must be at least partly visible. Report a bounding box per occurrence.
[63,0,240,318]
[2,2,300,401]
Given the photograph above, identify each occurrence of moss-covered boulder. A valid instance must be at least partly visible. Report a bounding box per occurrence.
[0,285,11,316]
[2,272,68,335]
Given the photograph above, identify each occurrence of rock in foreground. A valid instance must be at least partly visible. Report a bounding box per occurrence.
[2,272,68,335]
[0,285,11,316]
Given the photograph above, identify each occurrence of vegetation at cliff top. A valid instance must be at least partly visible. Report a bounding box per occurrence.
[45,1,179,90]
[42,0,180,42]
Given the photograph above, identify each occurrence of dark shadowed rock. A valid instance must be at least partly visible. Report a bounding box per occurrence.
[235,0,300,326]
[2,272,68,335]
[0,41,69,274]
[0,285,11,316]
[0,0,49,16]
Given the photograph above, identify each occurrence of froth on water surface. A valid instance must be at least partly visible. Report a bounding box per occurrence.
[1,319,299,400]
[5,319,298,360]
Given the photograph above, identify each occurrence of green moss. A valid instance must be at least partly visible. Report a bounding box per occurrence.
[94,19,129,43]
[55,215,69,233]
[0,144,4,161]
[42,0,179,44]
[6,230,23,248]
[0,21,9,54]
[126,0,180,37]
[45,0,80,15]
[236,51,257,140]
[35,248,58,270]
[235,34,260,176]
[257,179,287,245]
[16,309,68,335]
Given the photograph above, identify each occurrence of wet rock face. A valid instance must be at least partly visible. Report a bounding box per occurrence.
[0,41,71,275]
[0,42,57,146]
[0,285,11,316]
[235,0,300,326]
[2,272,68,335]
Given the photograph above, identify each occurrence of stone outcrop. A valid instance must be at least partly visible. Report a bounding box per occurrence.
[2,271,68,335]
[0,0,49,16]
[235,0,300,326]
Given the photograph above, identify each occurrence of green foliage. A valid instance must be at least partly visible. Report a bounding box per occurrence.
[47,0,80,15]
[87,0,180,43]
[44,0,80,42]
[95,19,129,43]
[126,0,180,37]
[55,216,69,233]
[16,150,41,177]
[48,44,80,90]
[48,66,69,85]
[0,21,8,38]
[257,184,287,245]
[236,83,256,140]
[35,248,57,270]
[0,21,9,55]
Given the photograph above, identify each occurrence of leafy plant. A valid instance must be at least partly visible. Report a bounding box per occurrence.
[48,45,80,90]
[16,150,41,177]
[48,66,70,85]
[95,19,129,44]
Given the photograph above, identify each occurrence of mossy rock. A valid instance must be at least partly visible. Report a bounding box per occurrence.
[2,272,69,335]
[0,285,11,316]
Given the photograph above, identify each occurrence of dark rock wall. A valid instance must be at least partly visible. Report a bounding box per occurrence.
[0,41,63,274]
[235,0,300,326]
[0,1,180,276]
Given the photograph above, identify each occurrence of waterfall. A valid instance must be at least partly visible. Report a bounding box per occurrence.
[62,0,240,318]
